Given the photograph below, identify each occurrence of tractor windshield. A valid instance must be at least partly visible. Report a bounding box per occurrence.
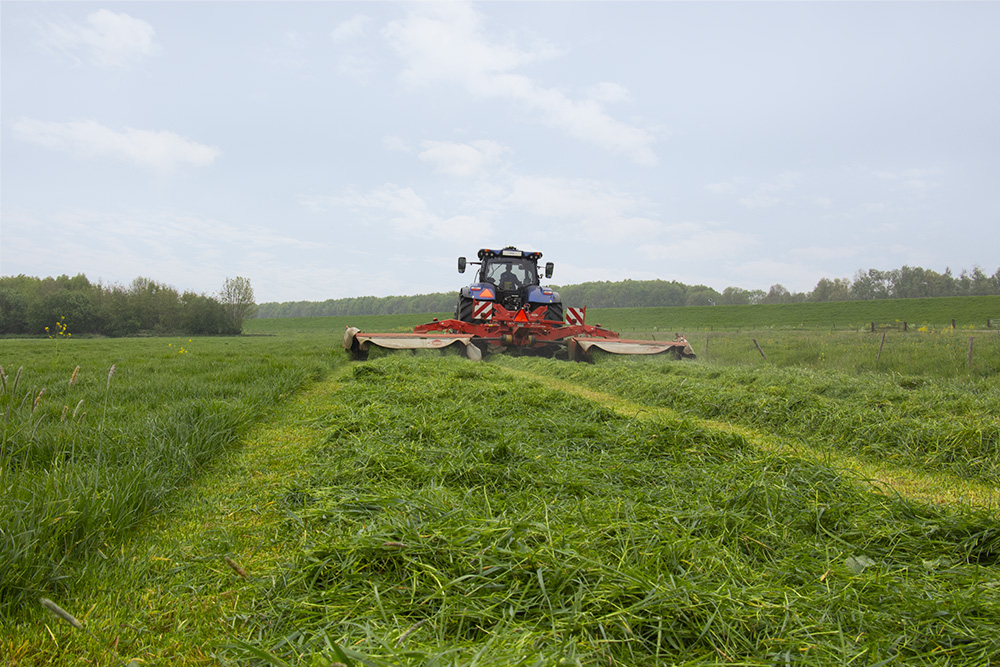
[483,258,538,291]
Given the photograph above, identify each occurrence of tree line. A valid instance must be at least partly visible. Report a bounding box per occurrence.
[4,265,995,332]
[256,264,1000,318]
[0,274,257,336]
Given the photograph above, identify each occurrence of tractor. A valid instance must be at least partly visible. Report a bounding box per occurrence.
[455,247,562,324]
[344,246,695,362]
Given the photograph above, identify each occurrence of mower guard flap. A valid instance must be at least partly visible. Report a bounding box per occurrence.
[344,327,482,361]
[572,337,696,358]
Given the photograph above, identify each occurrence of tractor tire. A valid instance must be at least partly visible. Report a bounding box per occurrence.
[546,303,564,323]
[456,295,475,322]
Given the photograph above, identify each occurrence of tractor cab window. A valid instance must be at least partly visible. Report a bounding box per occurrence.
[484,258,537,290]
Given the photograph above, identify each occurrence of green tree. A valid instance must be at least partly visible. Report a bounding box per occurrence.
[219,276,257,333]
[718,287,752,305]
[761,284,791,304]
[181,291,232,334]
[0,286,29,334]
[96,284,141,337]
[809,277,851,302]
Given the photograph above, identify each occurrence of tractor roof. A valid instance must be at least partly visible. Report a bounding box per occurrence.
[477,246,543,261]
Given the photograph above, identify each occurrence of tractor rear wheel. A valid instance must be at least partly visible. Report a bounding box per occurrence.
[546,303,564,322]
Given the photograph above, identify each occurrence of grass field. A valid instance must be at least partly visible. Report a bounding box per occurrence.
[2,299,999,666]
[0,336,337,616]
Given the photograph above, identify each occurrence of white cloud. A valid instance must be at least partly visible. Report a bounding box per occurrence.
[738,193,782,209]
[332,15,372,43]
[586,82,631,104]
[506,176,663,238]
[859,166,943,200]
[738,171,804,209]
[792,245,863,261]
[384,3,657,166]
[304,169,659,246]
[11,118,220,171]
[730,259,820,293]
[639,226,760,262]
[330,14,377,80]
[417,140,508,177]
[385,3,551,87]
[301,184,495,239]
[553,261,662,287]
[37,9,160,68]
[705,182,735,195]
[267,30,308,71]
[382,135,412,153]
[3,207,322,297]
[335,52,378,80]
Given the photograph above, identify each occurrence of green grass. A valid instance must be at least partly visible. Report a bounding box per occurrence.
[0,334,340,615]
[590,295,1000,332]
[504,355,1000,486]
[686,329,1000,378]
[218,356,1000,666]
[3,308,999,666]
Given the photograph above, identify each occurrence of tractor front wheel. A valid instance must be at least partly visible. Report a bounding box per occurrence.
[456,295,475,322]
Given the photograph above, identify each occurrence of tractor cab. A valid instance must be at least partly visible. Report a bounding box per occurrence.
[482,255,538,298]
[457,246,558,319]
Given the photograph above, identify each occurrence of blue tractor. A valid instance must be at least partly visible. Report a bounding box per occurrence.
[455,246,563,323]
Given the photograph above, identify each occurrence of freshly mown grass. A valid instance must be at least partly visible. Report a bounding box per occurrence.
[509,354,1000,486]
[221,356,1000,666]
[4,314,998,665]
[0,334,339,616]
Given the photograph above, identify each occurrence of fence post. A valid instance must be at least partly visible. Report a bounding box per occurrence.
[752,339,767,360]
[903,321,908,332]
[952,319,956,329]
[876,331,887,365]
[870,322,876,333]
[968,337,974,369]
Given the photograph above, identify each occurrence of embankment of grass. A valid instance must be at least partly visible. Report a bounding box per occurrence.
[574,295,1000,332]
[247,294,1000,335]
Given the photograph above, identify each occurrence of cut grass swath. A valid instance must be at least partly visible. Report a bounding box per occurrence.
[229,356,1000,666]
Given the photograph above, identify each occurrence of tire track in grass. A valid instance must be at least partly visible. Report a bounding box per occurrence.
[3,369,352,666]
[497,364,1000,511]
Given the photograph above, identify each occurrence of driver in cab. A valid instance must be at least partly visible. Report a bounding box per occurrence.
[498,262,521,291]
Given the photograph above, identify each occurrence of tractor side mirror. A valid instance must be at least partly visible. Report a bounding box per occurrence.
[545,262,554,279]
[458,257,467,273]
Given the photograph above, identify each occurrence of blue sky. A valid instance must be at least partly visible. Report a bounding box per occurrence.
[2,1,998,303]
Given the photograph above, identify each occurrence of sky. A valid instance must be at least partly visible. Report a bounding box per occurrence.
[2,1,999,304]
